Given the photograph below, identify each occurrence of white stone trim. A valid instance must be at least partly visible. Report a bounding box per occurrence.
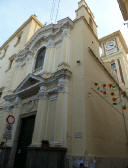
[28,18,73,50]
[65,34,71,64]
[32,44,47,73]
[37,99,45,142]
[60,38,65,64]
[62,81,68,146]
[44,100,50,139]
[14,17,73,69]
[14,73,44,93]
[48,94,57,101]
[52,47,57,72]
[54,95,59,142]
[21,111,37,119]
[47,48,52,72]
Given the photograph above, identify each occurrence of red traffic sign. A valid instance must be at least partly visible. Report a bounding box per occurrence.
[6,115,15,125]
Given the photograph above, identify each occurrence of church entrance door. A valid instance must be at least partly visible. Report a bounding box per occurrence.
[14,115,36,168]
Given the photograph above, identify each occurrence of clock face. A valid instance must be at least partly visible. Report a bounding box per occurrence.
[105,40,116,50]
[104,39,118,56]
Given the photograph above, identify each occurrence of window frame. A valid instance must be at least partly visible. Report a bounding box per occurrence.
[111,62,116,71]
[32,46,47,73]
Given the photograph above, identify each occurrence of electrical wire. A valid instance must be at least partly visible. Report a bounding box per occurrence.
[49,0,61,23]
[50,0,56,23]
[54,0,61,23]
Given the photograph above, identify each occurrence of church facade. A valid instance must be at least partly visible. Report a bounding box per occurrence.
[0,0,128,168]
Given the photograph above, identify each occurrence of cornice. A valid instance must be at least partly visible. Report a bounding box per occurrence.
[14,48,33,63]
[101,51,123,62]
[3,68,72,108]
[3,67,72,102]
[26,17,73,50]
[14,17,73,68]
[0,15,43,50]
[99,30,128,53]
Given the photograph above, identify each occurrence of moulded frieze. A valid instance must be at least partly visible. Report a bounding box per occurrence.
[38,86,48,99]
[3,68,72,109]
[57,62,71,71]
[29,18,73,50]
[21,94,39,104]
[41,72,53,79]
[2,96,20,111]
[21,100,38,114]
[48,94,57,101]
[14,49,34,68]
[14,18,73,69]
[27,17,73,50]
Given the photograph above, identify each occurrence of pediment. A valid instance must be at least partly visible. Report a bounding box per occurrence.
[14,73,44,94]
[27,17,73,50]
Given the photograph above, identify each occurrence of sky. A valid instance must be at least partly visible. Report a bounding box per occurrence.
[0,0,128,46]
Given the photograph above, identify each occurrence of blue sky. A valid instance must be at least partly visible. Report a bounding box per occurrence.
[0,0,128,46]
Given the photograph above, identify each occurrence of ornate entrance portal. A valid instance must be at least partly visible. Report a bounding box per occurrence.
[4,67,71,168]
[14,115,36,168]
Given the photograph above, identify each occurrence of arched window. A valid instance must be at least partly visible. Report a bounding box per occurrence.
[35,47,46,70]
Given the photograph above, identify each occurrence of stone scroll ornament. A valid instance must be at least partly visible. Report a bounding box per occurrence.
[93,82,128,110]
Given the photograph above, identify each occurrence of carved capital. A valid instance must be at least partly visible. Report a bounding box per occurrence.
[38,86,48,98]
[57,78,68,92]
[3,95,21,111]
[47,40,55,48]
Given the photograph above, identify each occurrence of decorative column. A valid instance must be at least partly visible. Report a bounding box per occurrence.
[32,86,48,146]
[54,78,69,147]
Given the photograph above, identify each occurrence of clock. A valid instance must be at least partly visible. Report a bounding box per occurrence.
[104,39,118,56]
[105,40,116,50]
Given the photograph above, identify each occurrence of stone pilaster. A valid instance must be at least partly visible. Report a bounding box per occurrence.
[7,97,22,168]
[32,86,48,146]
[54,78,69,147]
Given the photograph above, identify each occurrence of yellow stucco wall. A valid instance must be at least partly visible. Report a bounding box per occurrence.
[67,17,128,158]
[0,17,42,95]
[0,17,42,142]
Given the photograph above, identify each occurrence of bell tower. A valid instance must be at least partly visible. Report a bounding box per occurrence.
[100,31,128,89]
[75,0,98,36]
